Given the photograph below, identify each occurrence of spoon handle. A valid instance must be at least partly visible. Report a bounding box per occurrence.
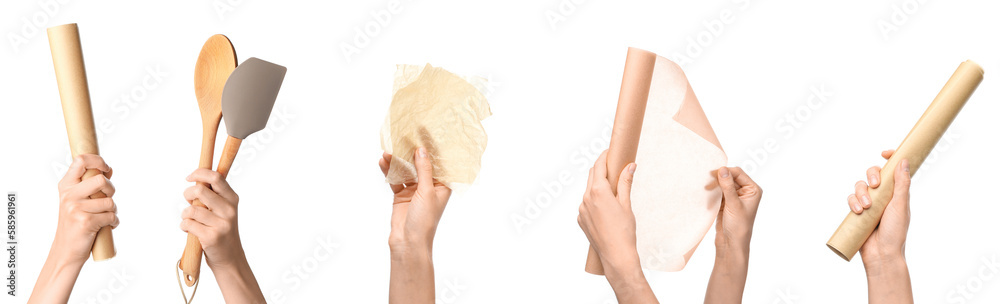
[179,136,242,286]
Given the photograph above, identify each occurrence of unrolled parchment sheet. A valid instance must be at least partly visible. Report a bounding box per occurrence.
[631,51,727,272]
[380,64,491,189]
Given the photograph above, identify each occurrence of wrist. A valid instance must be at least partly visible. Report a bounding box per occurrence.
[602,249,645,290]
[863,252,907,278]
[389,235,432,258]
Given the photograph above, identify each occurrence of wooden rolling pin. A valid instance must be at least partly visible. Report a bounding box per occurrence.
[47,23,116,261]
[586,47,656,275]
[827,60,984,261]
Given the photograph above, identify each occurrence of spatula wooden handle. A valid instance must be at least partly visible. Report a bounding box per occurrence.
[48,23,116,262]
[180,136,242,286]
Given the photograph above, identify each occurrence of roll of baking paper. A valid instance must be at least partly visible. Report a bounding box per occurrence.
[48,23,116,261]
[585,47,656,275]
[827,60,983,261]
[586,48,728,274]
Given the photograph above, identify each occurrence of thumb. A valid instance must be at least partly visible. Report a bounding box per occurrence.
[890,159,911,212]
[617,163,636,209]
[414,147,435,193]
[718,167,740,209]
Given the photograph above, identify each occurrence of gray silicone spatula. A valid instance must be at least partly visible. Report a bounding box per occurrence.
[214,56,285,188]
[181,56,286,282]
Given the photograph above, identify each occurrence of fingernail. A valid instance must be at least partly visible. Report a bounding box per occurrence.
[720,167,730,178]
[869,174,878,185]
[901,159,910,173]
[852,202,862,213]
[417,148,427,158]
[628,163,636,174]
[862,195,871,208]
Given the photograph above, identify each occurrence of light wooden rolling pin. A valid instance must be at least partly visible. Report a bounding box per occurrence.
[47,23,116,261]
[827,60,983,262]
[585,47,656,275]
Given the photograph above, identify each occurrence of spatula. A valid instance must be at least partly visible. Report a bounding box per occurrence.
[179,34,237,286]
[180,57,286,285]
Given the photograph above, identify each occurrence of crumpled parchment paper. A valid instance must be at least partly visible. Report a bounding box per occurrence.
[380,64,491,189]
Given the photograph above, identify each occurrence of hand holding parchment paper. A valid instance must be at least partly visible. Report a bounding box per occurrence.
[585,48,728,274]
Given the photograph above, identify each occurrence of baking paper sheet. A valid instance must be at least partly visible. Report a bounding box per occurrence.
[631,54,727,272]
[380,64,491,189]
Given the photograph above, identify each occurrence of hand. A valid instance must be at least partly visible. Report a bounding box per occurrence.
[577,150,656,304]
[380,148,452,253]
[180,168,265,303]
[705,166,762,304]
[846,150,913,304]
[380,148,451,304]
[848,150,911,264]
[713,166,763,257]
[180,168,244,271]
[53,154,119,265]
[29,155,118,304]
[577,150,639,273]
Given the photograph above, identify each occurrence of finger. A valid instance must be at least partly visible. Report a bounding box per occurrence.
[891,159,911,208]
[414,147,435,193]
[593,150,609,181]
[855,180,872,209]
[59,154,112,189]
[866,166,882,188]
[379,153,391,176]
[182,205,226,227]
[186,169,237,203]
[77,197,116,214]
[590,151,614,195]
[71,174,116,198]
[585,162,596,196]
[726,167,760,195]
[881,150,895,160]
[184,184,230,213]
[717,167,741,209]
[848,194,863,214]
[179,219,211,242]
[90,211,117,230]
[616,163,636,210]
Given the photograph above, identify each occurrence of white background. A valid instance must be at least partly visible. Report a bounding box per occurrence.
[2,0,999,303]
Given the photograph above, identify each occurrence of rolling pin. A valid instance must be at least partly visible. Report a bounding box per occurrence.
[47,23,116,261]
[586,47,656,275]
[827,60,984,261]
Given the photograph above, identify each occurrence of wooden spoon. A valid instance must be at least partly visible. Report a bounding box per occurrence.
[179,34,237,286]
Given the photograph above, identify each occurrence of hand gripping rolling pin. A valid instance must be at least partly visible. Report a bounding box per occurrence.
[827,61,984,261]
[47,23,116,261]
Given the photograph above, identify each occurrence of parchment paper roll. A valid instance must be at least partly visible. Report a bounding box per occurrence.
[827,60,984,261]
[48,23,116,261]
[586,48,727,274]
[585,47,655,275]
